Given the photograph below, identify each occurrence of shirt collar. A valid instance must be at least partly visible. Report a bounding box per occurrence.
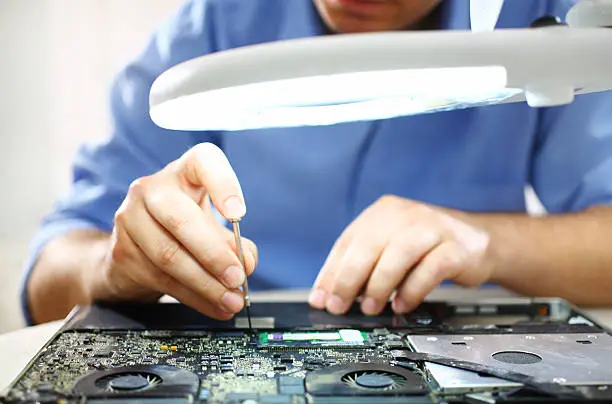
[438,0,471,31]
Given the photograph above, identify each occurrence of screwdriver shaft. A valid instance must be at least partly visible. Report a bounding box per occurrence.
[230,219,252,332]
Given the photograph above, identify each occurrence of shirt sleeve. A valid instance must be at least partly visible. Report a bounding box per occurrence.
[20,0,221,325]
[530,91,612,213]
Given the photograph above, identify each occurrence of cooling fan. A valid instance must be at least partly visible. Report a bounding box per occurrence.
[305,363,428,397]
[73,365,199,397]
[96,371,162,392]
[342,370,409,391]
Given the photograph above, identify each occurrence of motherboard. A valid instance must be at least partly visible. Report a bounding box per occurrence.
[7,327,430,403]
[4,300,612,404]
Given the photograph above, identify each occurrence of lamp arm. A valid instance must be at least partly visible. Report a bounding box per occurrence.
[567,0,612,28]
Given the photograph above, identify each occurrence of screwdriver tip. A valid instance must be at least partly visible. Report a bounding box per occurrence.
[245,305,253,333]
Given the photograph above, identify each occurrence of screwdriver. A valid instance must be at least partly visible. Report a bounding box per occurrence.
[230,219,253,333]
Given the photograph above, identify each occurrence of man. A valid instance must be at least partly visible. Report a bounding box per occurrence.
[23,0,612,325]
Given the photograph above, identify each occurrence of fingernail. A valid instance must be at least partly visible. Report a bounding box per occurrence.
[361,297,379,315]
[221,291,244,313]
[308,288,327,309]
[224,196,246,219]
[222,265,245,289]
[393,298,409,314]
[326,294,350,315]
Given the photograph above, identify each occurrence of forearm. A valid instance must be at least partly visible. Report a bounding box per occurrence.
[460,206,612,306]
[27,229,111,324]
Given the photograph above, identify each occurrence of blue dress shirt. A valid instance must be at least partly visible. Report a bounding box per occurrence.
[21,0,612,324]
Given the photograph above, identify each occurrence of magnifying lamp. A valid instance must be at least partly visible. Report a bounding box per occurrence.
[149,0,612,131]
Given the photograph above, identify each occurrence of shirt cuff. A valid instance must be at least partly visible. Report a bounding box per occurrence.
[20,219,103,326]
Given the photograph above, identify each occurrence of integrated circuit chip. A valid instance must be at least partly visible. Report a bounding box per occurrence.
[258,329,368,349]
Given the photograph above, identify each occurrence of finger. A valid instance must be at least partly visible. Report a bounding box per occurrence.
[223,228,258,276]
[205,195,257,273]
[324,233,389,315]
[109,226,235,320]
[309,234,352,310]
[121,240,238,321]
[122,197,245,314]
[309,203,392,311]
[152,270,239,321]
[143,184,247,289]
[209,210,258,275]
[393,241,466,314]
[176,143,246,220]
[361,228,441,315]
[309,214,371,309]
[99,224,163,302]
[309,200,402,311]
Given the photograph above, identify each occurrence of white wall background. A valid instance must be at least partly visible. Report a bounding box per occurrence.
[0,0,183,333]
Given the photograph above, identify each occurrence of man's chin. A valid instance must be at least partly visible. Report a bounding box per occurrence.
[328,15,399,33]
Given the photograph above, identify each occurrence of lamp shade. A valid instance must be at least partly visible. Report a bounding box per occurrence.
[150,11,612,131]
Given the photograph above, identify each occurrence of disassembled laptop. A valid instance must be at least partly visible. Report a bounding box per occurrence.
[3,298,612,403]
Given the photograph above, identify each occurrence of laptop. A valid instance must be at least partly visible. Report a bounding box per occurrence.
[3,298,612,403]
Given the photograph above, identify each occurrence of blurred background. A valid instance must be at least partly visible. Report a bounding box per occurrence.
[0,0,546,335]
[0,0,183,333]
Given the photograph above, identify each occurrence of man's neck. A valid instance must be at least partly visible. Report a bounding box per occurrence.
[409,3,444,31]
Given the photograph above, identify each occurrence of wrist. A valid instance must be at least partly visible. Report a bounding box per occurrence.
[52,229,112,305]
[27,230,111,323]
[451,210,523,286]
[434,206,505,285]
[81,235,119,303]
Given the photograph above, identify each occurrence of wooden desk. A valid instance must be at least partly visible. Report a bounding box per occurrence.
[2,286,612,393]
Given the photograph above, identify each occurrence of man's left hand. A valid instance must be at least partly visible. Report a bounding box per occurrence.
[308,195,492,315]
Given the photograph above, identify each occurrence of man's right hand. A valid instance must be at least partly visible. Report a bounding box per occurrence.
[85,143,257,320]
